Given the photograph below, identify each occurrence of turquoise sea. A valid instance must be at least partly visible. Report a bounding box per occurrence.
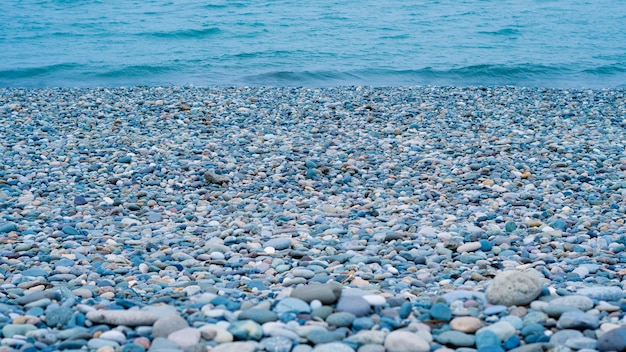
[1,0,625,88]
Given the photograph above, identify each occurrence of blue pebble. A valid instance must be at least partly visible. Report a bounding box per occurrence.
[476,330,501,349]
[429,302,452,321]
[73,195,88,205]
[504,336,520,349]
[352,317,375,331]
[0,223,18,233]
[399,301,412,319]
[479,239,493,251]
[121,344,146,352]
[552,219,567,230]
[118,156,132,163]
[61,226,79,236]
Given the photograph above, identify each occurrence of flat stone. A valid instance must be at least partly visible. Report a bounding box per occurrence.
[598,326,626,351]
[450,316,482,333]
[477,321,516,341]
[238,309,278,324]
[384,331,430,352]
[152,314,189,338]
[485,270,545,306]
[436,330,475,347]
[168,327,200,348]
[311,342,355,352]
[290,282,342,304]
[336,295,371,317]
[210,342,257,352]
[577,286,624,301]
[556,310,600,330]
[86,309,159,326]
[549,295,594,311]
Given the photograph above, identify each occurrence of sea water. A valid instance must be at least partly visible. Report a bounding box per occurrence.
[1,0,625,88]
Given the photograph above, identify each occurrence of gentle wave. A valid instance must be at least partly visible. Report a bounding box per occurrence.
[3,63,625,88]
[138,27,221,39]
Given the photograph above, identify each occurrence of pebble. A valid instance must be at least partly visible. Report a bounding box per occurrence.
[2,86,626,352]
[485,270,545,306]
[384,331,430,352]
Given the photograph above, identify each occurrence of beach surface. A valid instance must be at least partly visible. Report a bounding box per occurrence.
[1,86,626,351]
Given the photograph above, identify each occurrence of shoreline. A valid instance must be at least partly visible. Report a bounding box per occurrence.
[1,86,626,351]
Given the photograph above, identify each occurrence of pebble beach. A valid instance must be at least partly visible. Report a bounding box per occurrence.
[1,85,626,352]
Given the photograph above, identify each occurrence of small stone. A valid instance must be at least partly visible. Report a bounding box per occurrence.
[598,326,626,351]
[274,297,311,314]
[260,336,293,352]
[311,342,355,352]
[0,222,18,233]
[384,331,430,352]
[549,295,594,311]
[74,195,88,205]
[45,305,74,328]
[577,286,624,301]
[118,156,132,163]
[152,314,189,338]
[204,170,230,185]
[429,302,452,321]
[457,241,482,253]
[326,312,356,327]
[99,330,127,344]
[238,309,278,324]
[264,238,291,250]
[86,310,159,326]
[450,316,482,333]
[485,270,545,306]
[556,311,600,330]
[1,324,37,338]
[210,342,257,352]
[436,330,475,347]
[336,295,371,317]
[168,327,200,348]
[290,282,343,304]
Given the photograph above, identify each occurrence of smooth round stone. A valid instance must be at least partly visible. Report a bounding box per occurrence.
[86,310,159,326]
[306,329,345,345]
[483,305,507,316]
[457,241,482,253]
[336,296,371,317]
[290,282,342,304]
[429,303,452,322]
[311,342,355,352]
[357,344,385,352]
[99,330,127,344]
[450,317,482,333]
[168,327,201,348]
[556,311,600,330]
[238,309,278,324]
[326,312,356,327]
[292,269,315,279]
[577,287,624,301]
[550,329,583,346]
[311,306,334,320]
[475,330,501,349]
[264,238,291,250]
[523,311,548,325]
[198,324,233,343]
[152,314,189,338]
[2,324,37,338]
[45,305,74,328]
[565,337,598,350]
[542,304,581,318]
[598,326,626,351]
[485,270,545,306]
[260,336,293,352]
[436,331,475,347]
[275,298,311,314]
[384,331,430,352]
[549,295,594,311]
[88,338,120,350]
[211,342,258,352]
[352,317,375,331]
